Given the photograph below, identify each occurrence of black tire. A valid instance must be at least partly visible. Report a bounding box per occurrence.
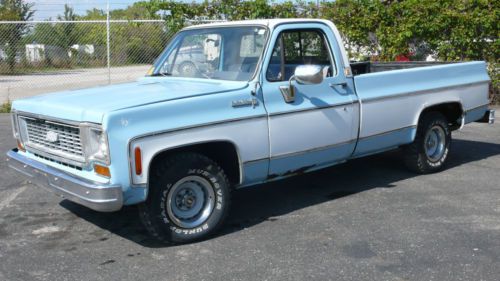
[403,112,451,174]
[138,152,231,244]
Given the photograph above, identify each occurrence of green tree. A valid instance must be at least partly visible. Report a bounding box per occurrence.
[78,9,106,48]
[55,5,79,55]
[0,0,34,72]
[137,0,497,102]
[322,0,381,60]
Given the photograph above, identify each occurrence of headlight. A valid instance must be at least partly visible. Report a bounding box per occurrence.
[81,125,110,165]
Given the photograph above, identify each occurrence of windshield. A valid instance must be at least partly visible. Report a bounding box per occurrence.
[151,26,268,81]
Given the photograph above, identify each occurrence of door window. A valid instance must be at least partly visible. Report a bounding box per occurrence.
[266,29,336,82]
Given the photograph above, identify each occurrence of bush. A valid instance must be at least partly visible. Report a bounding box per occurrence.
[149,0,499,104]
[488,63,499,104]
[125,37,159,64]
[0,100,11,113]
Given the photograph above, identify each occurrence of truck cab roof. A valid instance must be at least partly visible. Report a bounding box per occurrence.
[183,18,334,30]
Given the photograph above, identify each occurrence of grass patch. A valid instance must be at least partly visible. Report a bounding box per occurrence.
[0,101,12,113]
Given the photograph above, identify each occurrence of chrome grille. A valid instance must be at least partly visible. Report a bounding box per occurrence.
[33,153,83,171]
[20,116,85,165]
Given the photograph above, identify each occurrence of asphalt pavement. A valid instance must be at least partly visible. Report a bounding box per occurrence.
[0,113,499,281]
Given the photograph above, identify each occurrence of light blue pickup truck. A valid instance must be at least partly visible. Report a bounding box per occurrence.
[6,19,495,243]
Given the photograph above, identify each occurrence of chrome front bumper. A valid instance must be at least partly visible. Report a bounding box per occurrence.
[6,149,123,212]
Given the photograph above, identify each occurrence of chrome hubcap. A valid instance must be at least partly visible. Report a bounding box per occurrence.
[167,176,215,228]
[424,125,446,162]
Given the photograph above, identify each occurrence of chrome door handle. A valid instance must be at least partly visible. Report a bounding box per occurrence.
[329,82,347,88]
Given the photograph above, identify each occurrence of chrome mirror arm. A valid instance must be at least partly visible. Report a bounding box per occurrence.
[288,75,296,97]
[279,75,296,103]
[251,81,261,96]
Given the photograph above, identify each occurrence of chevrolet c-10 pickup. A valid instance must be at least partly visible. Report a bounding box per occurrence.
[6,19,495,244]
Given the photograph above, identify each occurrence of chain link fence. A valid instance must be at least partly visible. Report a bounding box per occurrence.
[0,19,222,103]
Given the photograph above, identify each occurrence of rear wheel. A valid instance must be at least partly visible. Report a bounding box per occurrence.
[403,112,451,173]
[138,152,231,244]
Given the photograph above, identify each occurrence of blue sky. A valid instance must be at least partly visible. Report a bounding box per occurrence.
[31,0,150,20]
[30,0,305,20]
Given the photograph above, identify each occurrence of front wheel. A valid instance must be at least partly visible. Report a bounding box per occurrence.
[403,112,451,173]
[138,153,231,244]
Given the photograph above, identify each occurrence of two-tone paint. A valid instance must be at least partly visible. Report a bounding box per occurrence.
[9,19,492,209]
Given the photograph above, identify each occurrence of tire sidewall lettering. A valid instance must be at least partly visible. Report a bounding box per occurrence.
[169,223,210,235]
[159,168,225,236]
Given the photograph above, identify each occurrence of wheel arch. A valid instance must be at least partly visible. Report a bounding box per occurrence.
[145,140,242,189]
[415,101,464,132]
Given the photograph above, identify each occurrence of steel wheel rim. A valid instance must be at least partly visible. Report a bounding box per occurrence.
[425,125,446,162]
[166,175,215,229]
[180,63,196,76]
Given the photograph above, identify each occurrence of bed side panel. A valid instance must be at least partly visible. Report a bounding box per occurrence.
[352,61,490,155]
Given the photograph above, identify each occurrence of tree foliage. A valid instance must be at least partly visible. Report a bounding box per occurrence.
[0,0,34,71]
[140,0,498,101]
[137,0,497,62]
[56,5,79,52]
[21,3,167,68]
[1,0,497,101]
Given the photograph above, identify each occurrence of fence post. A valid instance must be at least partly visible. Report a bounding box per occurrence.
[106,0,111,84]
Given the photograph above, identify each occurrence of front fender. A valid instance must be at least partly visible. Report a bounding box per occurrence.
[128,116,269,187]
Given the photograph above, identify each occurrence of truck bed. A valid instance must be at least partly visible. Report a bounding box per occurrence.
[350,61,457,76]
[350,61,491,157]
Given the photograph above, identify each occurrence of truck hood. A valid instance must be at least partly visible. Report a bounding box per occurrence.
[12,77,248,124]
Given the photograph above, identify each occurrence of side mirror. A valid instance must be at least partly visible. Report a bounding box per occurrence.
[294,65,324,85]
[279,65,324,103]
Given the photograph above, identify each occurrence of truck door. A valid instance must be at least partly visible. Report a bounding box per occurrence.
[261,23,359,177]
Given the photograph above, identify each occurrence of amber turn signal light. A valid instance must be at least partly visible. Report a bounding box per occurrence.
[134,147,142,175]
[94,164,111,178]
[17,140,25,152]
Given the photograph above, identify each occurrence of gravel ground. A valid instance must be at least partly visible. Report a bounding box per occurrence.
[0,113,499,281]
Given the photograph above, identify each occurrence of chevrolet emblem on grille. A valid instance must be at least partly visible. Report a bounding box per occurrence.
[45,130,59,143]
